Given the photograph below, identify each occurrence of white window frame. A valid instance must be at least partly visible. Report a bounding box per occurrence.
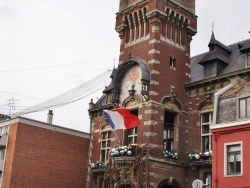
[100,125,111,163]
[224,141,243,177]
[247,51,250,67]
[204,63,216,77]
[127,127,137,145]
[201,112,212,152]
[239,96,250,119]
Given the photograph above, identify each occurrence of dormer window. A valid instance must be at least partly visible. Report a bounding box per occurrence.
[198,32,231,78]
[239,40,250,67]
[239,97,250,118]
[204,63,216,77]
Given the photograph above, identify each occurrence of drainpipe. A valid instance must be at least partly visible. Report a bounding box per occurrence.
[212,84,233,125]
[212,83,233,188]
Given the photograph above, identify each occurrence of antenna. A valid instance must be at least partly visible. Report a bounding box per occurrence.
[212,22,214,32]
[7,98,18,115]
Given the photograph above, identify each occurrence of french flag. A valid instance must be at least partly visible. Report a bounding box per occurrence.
[103,108,140,130]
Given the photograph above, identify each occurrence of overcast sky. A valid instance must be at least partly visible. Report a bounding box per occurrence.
[0,0,250,133]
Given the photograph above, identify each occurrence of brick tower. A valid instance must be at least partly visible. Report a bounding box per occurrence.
[88,0,197,187]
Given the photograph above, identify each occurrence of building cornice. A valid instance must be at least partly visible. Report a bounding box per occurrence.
[185,68,250,88]
[0,116,90,138]
[211,119,250,130]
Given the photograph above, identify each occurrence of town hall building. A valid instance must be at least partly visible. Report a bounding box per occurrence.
[87,0,250,188]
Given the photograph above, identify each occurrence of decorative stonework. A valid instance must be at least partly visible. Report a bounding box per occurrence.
[151,22,159,32]
[150,80,159,85]
[149,91,159,96]
[144,120,158,126]
[145,110,158,114]
[164,101,179,111]
[160,35,186,51]
[125,99,140,108]
[149,39,160,44]
[148,59,160,64]
[151,70,160,74]
[143,132,157,137]
[148,49,160,54]
[186,63,190,68]
[201,102,213,111]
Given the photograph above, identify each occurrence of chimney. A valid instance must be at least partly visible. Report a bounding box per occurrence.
[47,110,53,124]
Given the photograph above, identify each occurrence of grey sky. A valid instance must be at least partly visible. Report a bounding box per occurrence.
[0,0,249,132]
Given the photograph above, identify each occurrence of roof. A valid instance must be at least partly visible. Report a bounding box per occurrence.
[190,38,250,83]
[208,32,232,52]
[239,40,250,52]
[221,86,242,98]
[199,51,229,65]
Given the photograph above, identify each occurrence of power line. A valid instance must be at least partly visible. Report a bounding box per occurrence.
[0,59,114,73]
[10,69,112,117]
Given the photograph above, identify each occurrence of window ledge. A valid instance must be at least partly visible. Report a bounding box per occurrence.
[170,66,176,71]
[224,173,243,178]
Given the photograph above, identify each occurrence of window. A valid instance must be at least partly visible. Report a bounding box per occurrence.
[0,149,5,160]
[127,109,138,145]
[100,125,111,162]
[128,127,137,145]
[163,111,175,151]
[201,112,212,152]
[106,93,112,104]
[0,126,9,136]
[239,97,250,118]
[204,63,216,77]
[170,57,176,69]
[247,52,250,67]
[225,143,242,175]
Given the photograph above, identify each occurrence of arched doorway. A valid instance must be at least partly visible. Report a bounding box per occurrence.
[156,178,180,188]
[160,185,175,188]
[119,184,132,188]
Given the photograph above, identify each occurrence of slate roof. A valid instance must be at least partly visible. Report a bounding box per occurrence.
[208,32,232,52]
[199,51,229,65]
[190,38,250,83]
[239,39,250,52]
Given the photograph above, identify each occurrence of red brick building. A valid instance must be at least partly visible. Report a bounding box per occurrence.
[211,82,250,188]
[0,116,89,188]
[87,0,250,188]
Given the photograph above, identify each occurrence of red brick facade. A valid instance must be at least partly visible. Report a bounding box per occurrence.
[0,117,89,188]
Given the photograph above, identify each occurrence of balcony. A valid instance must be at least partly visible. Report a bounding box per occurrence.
[0,135,7,148]
[189,151,212,167]
[112,156,135,168]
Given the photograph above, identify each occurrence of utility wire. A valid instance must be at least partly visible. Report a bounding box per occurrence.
[0,59,113,73]
[10,69,112,117]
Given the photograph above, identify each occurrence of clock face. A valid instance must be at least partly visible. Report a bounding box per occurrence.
[120,66,142,105]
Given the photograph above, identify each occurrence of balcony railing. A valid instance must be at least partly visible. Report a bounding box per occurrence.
[112,156,135,168]
[189,151,212,162]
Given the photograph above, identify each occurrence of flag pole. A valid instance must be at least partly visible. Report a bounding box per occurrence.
[122,129,124,145]
[112,129,121,144]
